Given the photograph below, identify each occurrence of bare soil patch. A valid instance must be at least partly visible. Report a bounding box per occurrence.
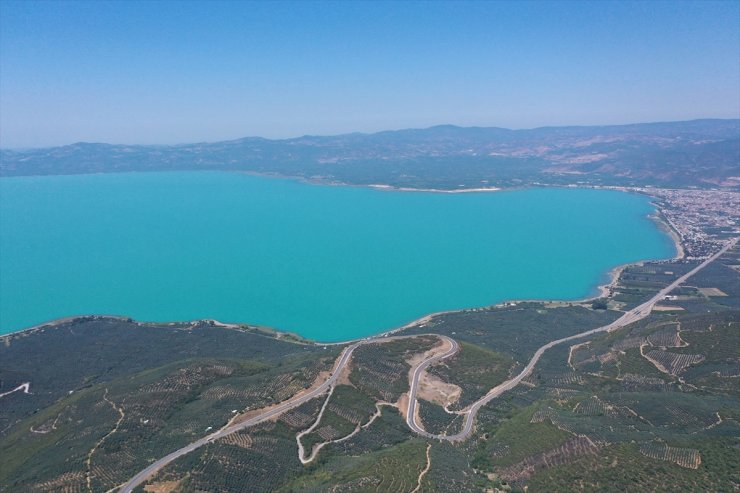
[417,372,461,408]
[652,305,685,311]
[397,393,410,421]
[144,479,183,493]
[698,287,727,296]
[336,356,354,387]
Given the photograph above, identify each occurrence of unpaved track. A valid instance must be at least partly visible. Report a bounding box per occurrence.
[119,340,360,493]
[86,389,125,493]
[296,386,334,464]
[0,382,30,399]
[411,443,432,493]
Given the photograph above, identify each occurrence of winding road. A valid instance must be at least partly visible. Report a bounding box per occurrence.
[406,238,737,441]
[120,238,735,491]
[119,334,436,491]
[405,336,460,433]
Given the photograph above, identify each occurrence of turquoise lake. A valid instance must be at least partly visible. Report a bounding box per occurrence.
[0,172,675,342]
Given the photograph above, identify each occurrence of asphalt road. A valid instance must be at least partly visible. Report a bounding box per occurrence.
[120,333,438,491]
[409,238,737,442]
[120,238,735,489]
[119,340,362,493]
[405,335,460,437]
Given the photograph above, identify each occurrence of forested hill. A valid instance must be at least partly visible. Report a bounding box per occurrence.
[2,119,738,189]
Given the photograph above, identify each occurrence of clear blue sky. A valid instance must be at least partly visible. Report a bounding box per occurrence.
[1,0,738,148]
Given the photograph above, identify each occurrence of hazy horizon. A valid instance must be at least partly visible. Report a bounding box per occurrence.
[1,117,738,151]
[1,0,739,148]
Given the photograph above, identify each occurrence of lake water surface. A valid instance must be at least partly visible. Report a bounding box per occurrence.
[0,172,675,341]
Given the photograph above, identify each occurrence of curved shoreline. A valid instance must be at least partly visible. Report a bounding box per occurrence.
[1,244,682,347]
[0,187,684,345]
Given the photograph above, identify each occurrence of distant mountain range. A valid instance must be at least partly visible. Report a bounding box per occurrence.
[1,119,738,189]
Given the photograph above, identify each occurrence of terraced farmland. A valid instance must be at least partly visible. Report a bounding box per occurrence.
[639,442,702,469]
[643,349,705,375]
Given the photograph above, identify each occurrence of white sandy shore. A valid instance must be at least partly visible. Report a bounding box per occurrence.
[368,184,501,193]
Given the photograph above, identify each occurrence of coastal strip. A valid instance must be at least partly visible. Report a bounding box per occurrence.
[117,237,735,491]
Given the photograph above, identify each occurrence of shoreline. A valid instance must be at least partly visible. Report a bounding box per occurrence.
[0,220,687,347]
[652,209,686,260]
[367,184,502,194]
[0,185,688,346]
[578,208,686,303]
[1,250,685,347]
